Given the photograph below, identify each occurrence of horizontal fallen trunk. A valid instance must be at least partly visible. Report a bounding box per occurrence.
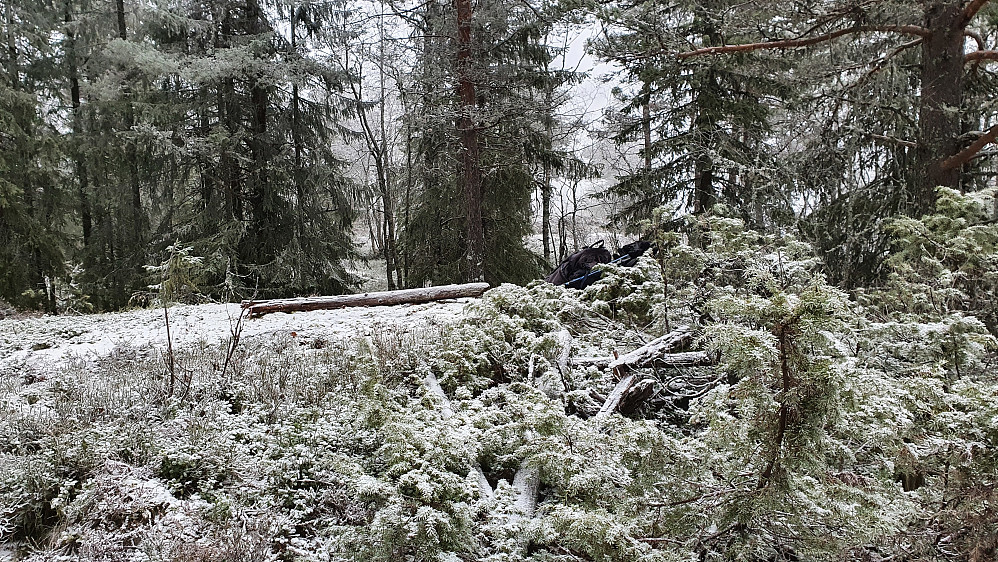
[608,325,693,372]
[241,282,490,316]
[574,352,716,369]
[574,326,715,372]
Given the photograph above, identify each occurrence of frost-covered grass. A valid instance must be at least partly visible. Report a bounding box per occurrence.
[2,208,998,561]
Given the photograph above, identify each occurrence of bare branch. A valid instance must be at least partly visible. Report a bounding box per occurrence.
[964,29,986,51]
[962,0,991,24]
[677,25,930,59]
[942,123,998,170]
[866,132,918,148]
[965,50,998,64]
[847,38,923,92]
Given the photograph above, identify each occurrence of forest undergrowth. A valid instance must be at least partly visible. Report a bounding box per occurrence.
[1,189,997,562]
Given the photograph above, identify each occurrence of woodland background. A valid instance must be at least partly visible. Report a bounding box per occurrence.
[2,2,998,561]
[2,0,995,312]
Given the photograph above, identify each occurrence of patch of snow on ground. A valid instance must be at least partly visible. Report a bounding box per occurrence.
[0,299,474,372]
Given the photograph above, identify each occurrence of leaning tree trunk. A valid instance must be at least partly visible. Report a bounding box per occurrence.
[915,0,965,212]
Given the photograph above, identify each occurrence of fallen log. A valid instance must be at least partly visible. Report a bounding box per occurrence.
[595,374,637,419]
[574,351,716,370]
[573,325,715,372]
[608,325,693,372]
[241,282,490,316]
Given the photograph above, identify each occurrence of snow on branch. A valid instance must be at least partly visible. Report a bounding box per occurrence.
[607,325,694,371]
[241,282,490,316]
[676,25,930,60]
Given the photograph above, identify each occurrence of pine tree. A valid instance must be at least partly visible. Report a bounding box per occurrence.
[0,0,68,311]
[399,0,578,286]
[594,0,789,228]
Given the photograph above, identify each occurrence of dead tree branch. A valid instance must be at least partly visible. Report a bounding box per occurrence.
[608,325,694,372]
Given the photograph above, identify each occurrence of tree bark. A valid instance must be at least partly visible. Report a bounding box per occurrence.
[65,2,91,246]
[914,0,965,211]
[290,4,306,249]
[218,9,241,223]
[608,325,693,371]
[541,65,555,263]
[241,282,490,316]
[455,0,485,282]
[692,4,720,214]
[115,0,126,40]
[5,0,18,87]
[116,0,143,244]
[246,0,271,262]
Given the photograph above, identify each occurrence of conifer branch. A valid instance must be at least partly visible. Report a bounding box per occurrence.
[964,29,986,51]
[965,49,998,64]
[866,132,917,148]
[962,0,991,25]
[676,25,930,60]
[847,38,922,92]
[942,123,998,170]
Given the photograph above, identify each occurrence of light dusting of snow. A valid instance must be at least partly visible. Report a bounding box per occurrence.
[0,299,475,372]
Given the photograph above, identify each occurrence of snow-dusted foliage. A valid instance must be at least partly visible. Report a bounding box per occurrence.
[2,207,996,561]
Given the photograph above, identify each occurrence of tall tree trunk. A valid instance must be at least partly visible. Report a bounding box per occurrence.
[541,63,555,263]
[247,0,270,259]
[116,0,143,244]
[377,17,400,289]
[4,0,17,87]
[691,5,720,215]
[642,82,652,177]
[403,89,414,284]
[541,169,552,262]
[455,0,484,282]
[290,4,306,253]
[219,9,241,223]
[115,0,126,40]
[692,79,717,215]
[915,0,965,212]
[65,2,91,246]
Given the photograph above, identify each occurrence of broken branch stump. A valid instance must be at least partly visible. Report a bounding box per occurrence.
[241,282,490,316]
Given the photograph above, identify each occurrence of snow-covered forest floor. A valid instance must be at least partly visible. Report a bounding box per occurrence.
[2,201,997,561]
[1,300,470,373]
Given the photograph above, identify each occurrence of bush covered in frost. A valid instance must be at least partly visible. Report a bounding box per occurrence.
[1,203,996,561]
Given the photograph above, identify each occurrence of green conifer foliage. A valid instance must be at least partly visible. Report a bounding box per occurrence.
[0,0,67,311]
[594,0,790,228]
[400,0,576,287]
